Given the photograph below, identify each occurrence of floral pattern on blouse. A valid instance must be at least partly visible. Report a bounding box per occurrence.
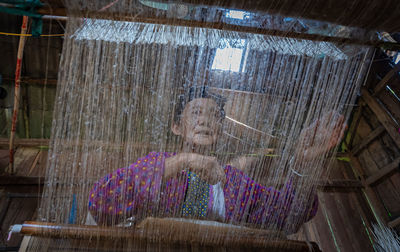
[89,152,318,232]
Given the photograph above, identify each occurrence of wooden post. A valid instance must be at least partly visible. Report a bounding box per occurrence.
[8,16,29,174]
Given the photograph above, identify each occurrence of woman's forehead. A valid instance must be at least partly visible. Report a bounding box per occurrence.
[184,98,219,111]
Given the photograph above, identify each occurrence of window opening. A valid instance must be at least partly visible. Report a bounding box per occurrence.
[211,38,248,72]
[225,10,249,20]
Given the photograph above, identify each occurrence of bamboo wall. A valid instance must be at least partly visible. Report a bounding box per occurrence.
[344,49,400,231]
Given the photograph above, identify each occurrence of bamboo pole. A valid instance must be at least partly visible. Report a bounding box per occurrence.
[8,16,29,174]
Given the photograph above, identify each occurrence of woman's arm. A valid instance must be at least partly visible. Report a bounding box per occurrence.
[228,148,274,173]
[88,152,169,225]
[222,165,317,233]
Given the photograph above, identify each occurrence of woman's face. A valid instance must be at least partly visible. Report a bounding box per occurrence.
[173,98,223,146]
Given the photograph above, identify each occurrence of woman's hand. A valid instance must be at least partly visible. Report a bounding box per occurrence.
[297,111,347,161]
[165,153,225,185]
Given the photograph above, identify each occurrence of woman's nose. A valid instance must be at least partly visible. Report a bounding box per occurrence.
[197,114,209,126]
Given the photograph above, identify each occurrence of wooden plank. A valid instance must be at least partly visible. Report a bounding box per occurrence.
[2,198,38,248]
[318,193,349,251]
[13,148,41,176]
[306,202,337,252]
[0,149,9,173]
[361,88,400,149]
[0,197,11,228]
[347,103,364,149]
[373,64,400,94]
[333,192,374,251]
[388,216,400,228]
[348,153,366,178]
[334,160,376,231]
[366,157,400,186]
[333,157,376,249]
[18,235,32,252]
[34,150,48,177]
[355,133,400,222]
[351,126,385,155]
[347,153,388,223]
[377,89,400,124]
[0,176,44,186]
[27,151,42,176]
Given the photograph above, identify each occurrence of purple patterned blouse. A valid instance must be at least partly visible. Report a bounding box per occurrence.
[88,152,318,232]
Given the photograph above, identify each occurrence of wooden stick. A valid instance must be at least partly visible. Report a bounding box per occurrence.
[8,16,29,174]
[14,220,321,251]
[373,64,400,95]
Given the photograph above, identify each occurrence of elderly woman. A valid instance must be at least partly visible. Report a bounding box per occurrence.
[88,86,345,233]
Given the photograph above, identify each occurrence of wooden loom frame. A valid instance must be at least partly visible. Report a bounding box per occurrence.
[9,2,389,251]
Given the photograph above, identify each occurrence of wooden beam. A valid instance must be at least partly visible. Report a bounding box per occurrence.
[0,192,41,198]
[317,179,363,192]
[2,77,58,86]
[15,220,321,251]
[388,216,400,228]
[32,3,400,49]
[79,14,400,49]
[366,157,400,186]
[0,138,49,147]
[41,0,400,32]
[361,88,400,149]
[37,7,66,17]
[351,126,385,155]
[373,64,400,94]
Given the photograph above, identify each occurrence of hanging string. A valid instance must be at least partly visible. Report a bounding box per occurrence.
[23,1,375,251]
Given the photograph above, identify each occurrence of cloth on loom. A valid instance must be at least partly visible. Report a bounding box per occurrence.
[88,152,318,232]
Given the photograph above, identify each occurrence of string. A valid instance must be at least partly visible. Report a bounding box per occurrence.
[24,2,375,251]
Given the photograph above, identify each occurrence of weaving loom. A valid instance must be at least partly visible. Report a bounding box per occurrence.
[7,0,379,251]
